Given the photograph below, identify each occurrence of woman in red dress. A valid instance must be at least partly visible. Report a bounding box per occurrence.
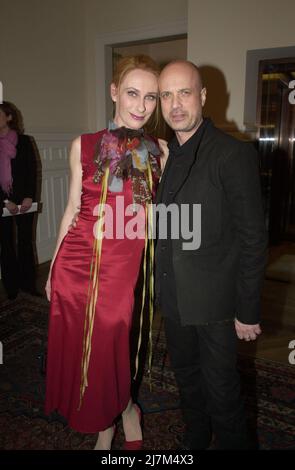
[45,55,163,450]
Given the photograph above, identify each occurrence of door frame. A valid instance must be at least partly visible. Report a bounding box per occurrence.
[94,20,187,131]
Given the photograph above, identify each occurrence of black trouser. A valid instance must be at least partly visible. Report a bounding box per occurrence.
[0,213,36,296]
[163,315,249,449]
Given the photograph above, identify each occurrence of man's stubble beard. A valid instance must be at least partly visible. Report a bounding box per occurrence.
[169,116,203,134]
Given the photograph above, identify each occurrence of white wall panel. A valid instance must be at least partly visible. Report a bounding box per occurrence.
[33,133,75,263]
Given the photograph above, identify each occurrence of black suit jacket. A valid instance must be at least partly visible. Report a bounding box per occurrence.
[1,134,37,205]
[155,119,268,325]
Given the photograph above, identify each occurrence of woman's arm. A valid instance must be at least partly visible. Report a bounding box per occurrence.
[45,136,82,300]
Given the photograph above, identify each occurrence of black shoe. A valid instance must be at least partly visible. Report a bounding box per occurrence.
[174,443,192,451]
[176,434,212,451]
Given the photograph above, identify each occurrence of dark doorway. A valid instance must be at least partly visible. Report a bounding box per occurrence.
[257,58,295,244]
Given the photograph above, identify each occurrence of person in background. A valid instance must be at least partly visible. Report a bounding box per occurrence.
[0,101,38,300]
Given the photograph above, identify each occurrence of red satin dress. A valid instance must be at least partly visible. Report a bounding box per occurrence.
[45,130,146,433]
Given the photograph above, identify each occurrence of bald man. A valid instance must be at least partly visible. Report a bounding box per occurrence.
[155,61,268,449]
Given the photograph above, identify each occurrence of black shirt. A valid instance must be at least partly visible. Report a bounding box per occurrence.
[155,118,208,316]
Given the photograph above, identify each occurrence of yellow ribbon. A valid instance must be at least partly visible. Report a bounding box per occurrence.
[79,164,110,410]
[79,159,155,409]
[133,161,155,389]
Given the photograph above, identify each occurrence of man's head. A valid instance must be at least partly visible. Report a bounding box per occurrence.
[159,60,206,144]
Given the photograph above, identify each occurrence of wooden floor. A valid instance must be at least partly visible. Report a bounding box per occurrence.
[1,244,295,366]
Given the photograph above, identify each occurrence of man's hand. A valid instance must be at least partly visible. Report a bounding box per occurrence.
[69,208,80,230]
[20,197,33,213]
[235,318,262,341]
[5,200,19,215]
[158,138,169,172]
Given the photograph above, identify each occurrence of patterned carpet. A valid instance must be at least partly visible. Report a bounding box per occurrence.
[0,293,294,450]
